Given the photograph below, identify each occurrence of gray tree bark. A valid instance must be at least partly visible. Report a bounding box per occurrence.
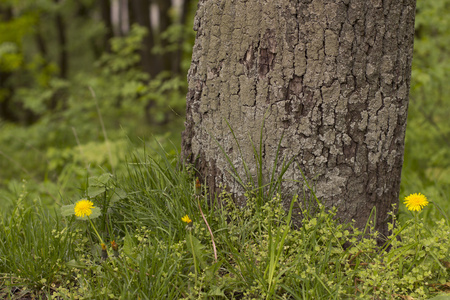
[182,0,416,236]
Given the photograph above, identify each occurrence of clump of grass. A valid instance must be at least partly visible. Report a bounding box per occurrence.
[1,144,450,299]
[111,141,197,240]
[0,184,76,297]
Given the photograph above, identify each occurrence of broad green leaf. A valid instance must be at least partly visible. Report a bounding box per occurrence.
[110,188,127,203]
[204,260,223,285]
[87,186,106,197]
[207,286,225,297]
[186,234,207,268]
[66,259,87,269]
[97,173,112,185]
[122,232,136,258]
[89,173,112,186]
[61,204,75,217]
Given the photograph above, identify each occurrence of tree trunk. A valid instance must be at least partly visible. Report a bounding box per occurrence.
[54,0,68,79]
[173,0,193,75]
[155,0,173,73]
[182,0,416,237]
[118,0,130,36]
[130,0,159,77]
[0,6,17,122]
[99,0,114,52]
[35,25,48,59]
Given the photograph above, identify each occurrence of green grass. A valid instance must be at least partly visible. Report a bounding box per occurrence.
[1,0,449,297]
[1,143,450,300]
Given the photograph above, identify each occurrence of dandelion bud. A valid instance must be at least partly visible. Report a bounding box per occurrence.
[195,178,201,195]
[101,243,108,260]
[111,240,119,257]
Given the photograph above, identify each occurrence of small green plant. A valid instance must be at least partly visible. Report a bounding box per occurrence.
[0,183,74,297]
[2,146,450,299]
[61,198,104,247]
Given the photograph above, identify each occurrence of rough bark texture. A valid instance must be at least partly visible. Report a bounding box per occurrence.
[182,0,416,236]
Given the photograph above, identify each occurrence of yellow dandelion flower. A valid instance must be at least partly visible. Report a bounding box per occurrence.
[181,215,192,224]
[404,193,429,212]
[74,199,94,217]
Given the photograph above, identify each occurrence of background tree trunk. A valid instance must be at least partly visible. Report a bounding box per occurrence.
[54,0,68,79]
[182,0,416,237]
[130,0,159,77]
[0,6,17,122]
[173,0,193,75]
[99,0,114,52]
[156,0,173,73]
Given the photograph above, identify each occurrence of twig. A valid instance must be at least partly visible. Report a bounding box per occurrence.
[197,197,218,262]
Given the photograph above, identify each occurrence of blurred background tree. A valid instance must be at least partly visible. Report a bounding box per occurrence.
[0,0,449,224]
[0,0,195,126]
[0,0,197,207]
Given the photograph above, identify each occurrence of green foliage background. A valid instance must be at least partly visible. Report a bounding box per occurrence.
[400,0,450,223]
[0,0,196,209]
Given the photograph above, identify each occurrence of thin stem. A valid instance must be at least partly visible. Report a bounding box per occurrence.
[413,212,421,243]
[197,197,217,262]
[88,217,104,245]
